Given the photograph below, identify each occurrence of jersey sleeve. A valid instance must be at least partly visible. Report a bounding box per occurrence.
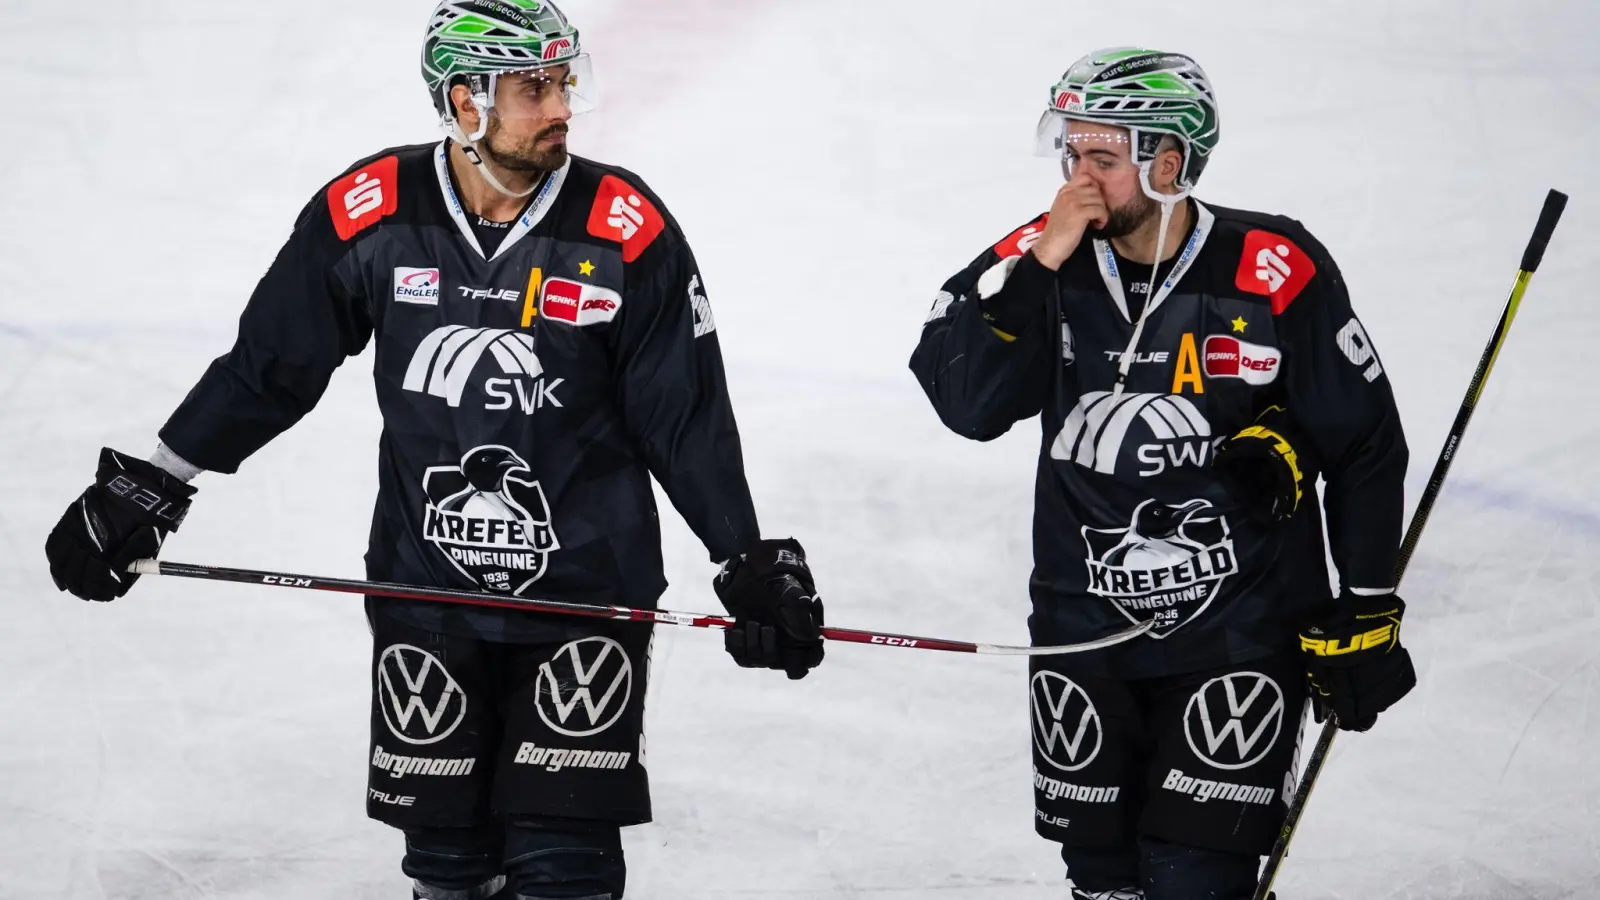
[908,216,1055,441]
[608,221,760,563]
[157,183,374,474]
[1272,232,1409,594]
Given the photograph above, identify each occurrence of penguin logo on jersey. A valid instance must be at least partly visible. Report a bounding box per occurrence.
[421,445,560,594]
[1082,499,1238,638]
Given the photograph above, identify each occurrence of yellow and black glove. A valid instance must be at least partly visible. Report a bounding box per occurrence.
[1300,592,1417,732]
[1213,404,1308,525]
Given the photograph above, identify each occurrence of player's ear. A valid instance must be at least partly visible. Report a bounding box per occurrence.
[450,82,478,125]
[1150,136,1184,191]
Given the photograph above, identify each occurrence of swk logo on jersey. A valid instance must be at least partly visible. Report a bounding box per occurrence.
[377,644,467,745]
[541,277,623,327]
[1051,391,1218,477]
[536,637,634,738]
[586,174,665,262]
[1183,671,1285,771]
[1235,230,1315,313]
[1030,671,1102,772]
[403,326,563,415]
[422,445,559,595]
[328,156,399,241]
[1083,499,1238,638]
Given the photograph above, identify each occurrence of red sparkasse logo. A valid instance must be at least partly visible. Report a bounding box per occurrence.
[542,37,573,61]
[1203,335,1283,385]
[328,156,400,241]
[585,175,665,263]
[1234,230,1314,314]
[994,214,1050,258]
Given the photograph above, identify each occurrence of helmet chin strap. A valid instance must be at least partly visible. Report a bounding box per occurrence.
[1110,162,1191,400]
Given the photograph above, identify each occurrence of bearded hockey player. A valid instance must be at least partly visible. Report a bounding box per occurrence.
[43,2,825,898]
[910,49,1415,899]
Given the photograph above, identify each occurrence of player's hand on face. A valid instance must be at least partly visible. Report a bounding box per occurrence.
[713,538,825,680]
[1030,167,1109,271]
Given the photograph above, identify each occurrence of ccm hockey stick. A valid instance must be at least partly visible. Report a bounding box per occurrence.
[1252,188,1569,900]
[126,558,1151,656]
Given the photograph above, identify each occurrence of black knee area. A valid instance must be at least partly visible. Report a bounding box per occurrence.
[1060,843,1140,896]
[1139,835,1257,900]
[404,824,504,892]
[504,816,625,899]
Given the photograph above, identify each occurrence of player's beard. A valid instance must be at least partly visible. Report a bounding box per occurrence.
[1087,189,1158,240]
[481,117,569,174]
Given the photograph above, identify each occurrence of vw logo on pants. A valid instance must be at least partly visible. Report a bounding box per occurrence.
[377,644,467,745]
[1031,671,1102,772]
[1183,671,1285,771]
[536,637,634,738]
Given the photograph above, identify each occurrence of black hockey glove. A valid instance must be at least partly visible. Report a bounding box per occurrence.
[1213,405,1308,525]
[1300,592,1416,732]
[45,448,196,602]
[713,538,825,680]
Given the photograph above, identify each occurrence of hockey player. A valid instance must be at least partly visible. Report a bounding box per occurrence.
[910,49,1415,899]
[42,2,825,898]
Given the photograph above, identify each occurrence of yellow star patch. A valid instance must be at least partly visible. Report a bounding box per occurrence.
[578,259,595,277]
[1231,316,1248,333]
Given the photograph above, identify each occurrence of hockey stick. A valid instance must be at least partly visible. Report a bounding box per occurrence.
[126,558,1151,656]
[1251,188,1569,900]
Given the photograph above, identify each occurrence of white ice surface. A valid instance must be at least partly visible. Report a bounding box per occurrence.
[2,1,1599,897]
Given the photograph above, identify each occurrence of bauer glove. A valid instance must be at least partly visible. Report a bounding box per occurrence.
[1214,404,1309,525]
[1300,592,1417,731]
[714,538,825,680]
[45,448,196,602]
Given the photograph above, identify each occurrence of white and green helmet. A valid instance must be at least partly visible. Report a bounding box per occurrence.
[1034,47,1219,191]
[421,0,595,134]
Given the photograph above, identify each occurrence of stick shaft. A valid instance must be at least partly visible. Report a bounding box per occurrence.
[130,559,1149,657]
[1252,189,1567,899]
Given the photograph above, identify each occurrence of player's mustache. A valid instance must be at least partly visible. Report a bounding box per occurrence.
[534,123,569,142]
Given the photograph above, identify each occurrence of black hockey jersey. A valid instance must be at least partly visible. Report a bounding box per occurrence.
[160,142,757,641]
[910,201,1408,677]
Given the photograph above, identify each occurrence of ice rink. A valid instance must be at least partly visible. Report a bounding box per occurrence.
[3,0,1598,897]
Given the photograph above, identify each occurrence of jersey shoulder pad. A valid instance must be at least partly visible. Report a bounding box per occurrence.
[317,143,434,242]
[1204,202,1336,315]
[992,212,1050,258]
[569,156,678,264]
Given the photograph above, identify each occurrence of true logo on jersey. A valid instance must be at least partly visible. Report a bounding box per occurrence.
[393,267,441,305]
[1202,335,1282,385]
[994,215,1049,258]
[541,277,623,326]
[1235,230,1314,314]
[403,326,564,415]
[1083,498,1238,638]
[1051,391,1218,477]
[422,445,560,595]
[586,174,665,263]
[329,156,399,241]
